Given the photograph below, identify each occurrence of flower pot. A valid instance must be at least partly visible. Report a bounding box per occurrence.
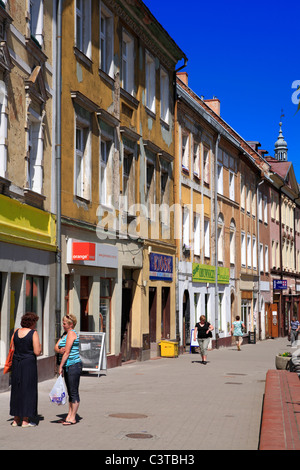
[275,355,290,370]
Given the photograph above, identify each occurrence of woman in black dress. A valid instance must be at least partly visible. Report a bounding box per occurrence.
[10,312,41,427]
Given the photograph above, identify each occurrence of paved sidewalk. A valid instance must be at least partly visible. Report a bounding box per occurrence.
[0,337,291,451]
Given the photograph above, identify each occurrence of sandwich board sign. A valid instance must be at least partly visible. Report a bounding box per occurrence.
[79,332,107,376]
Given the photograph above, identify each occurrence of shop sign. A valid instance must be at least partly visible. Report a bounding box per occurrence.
[192,263,229,284]
[273,279,287,290]
[67,239,118,268]
[149,253,173,281]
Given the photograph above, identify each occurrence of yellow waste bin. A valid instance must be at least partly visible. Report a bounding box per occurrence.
[159,340,178,358]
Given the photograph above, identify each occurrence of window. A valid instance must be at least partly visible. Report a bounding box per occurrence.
[146,153,155,215]
[247,234,251,268]
[253,236,257,270]
[75,118,91,200]
[75,0,91,58]
[229,171,235,200]
[26,275,44,351]
[230,222,235,265]
[193,141,200,177]
[265,245,269,272]
[182,206,190,250]
[194,213,200,256]
[181,130,189,171]
[27,119,43,194]
[29,0,44,46]
[241,300,250,333]
[241,232,246,267]
[258,191,262,220]
[122,29,134,95]
[246,185,251,214]
[123,151,134,212]
[100,3,114,77]
[203,148,210,185]
[204,219,210,258]
[160,67,169,123]
[217,214,224,263]
[145,51,155,113]
[241,176,245,210]
[259,243,264,272]
[264,195,268,223]
[217,164,223,195]
[100,139,110,205]
[100,278,112,354]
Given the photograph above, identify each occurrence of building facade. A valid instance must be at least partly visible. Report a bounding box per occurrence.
[0,0,56,390]
[59,0,186,368]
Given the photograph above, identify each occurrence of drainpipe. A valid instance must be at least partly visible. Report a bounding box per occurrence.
[214,133,220,349]
[256,178,264,340]
[55,0,62,342]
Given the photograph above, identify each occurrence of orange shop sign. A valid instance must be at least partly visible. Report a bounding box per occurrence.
[72,242,96,261]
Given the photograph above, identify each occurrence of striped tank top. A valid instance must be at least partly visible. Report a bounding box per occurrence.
[59,330,81,369]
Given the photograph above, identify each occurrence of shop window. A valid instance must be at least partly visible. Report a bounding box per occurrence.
[100,278,112,354]
[241,299,250,333]
[26,275,44,350]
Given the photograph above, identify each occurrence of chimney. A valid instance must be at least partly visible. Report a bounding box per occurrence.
[204,97,220,116]
[177,71,188,86]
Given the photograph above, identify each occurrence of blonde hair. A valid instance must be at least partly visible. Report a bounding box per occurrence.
[63,314,77,328]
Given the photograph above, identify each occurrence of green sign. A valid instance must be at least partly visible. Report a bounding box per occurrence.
[192,263,229,284]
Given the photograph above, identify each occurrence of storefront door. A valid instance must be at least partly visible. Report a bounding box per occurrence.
[121,287,132,362]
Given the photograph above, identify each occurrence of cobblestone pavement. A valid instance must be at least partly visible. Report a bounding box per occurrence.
[0,337,290,451]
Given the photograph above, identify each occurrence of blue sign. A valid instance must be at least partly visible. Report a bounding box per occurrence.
[273,280,287,290]
[149,253,173,281]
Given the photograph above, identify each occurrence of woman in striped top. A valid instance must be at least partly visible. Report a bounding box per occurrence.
[54,314,82,425]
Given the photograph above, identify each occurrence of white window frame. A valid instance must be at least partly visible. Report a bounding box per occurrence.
[259,243,264,272]
[122,29,134,95]
[160,66,169,124]
[99,2,114,77]
[265,245,269,273]
[217,163,223,195]
[75,0,92,58]
[193,140,200,177]
[229,171,235,200]
[145,51,155,113]
[30,0,44,46]
[204,219,210,258]
[264,195,268,223]
[241,232,246,267]
[181,130,189,172]
[75,113,91,201]
[203,148,210,185]
[194,213,200,256]
[182,206,190,250]
[253,236,257,270]
[27,113,43,194]
[247,234,252,268]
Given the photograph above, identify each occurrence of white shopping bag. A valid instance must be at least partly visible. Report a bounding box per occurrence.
[49,375,67,405]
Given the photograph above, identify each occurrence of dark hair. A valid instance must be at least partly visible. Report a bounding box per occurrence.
[235,315,240,321]
[21,312,39,328]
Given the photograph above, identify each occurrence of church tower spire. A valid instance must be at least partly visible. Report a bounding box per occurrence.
[274,120,288,161]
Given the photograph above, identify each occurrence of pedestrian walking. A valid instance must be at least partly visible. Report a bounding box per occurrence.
[193,315,214,364]
[289,316,300,347]
[231,315,245,351]
[54,314,82,425]
[9,312,41,427]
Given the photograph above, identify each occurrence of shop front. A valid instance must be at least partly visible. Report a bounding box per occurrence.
[0,195,56,391]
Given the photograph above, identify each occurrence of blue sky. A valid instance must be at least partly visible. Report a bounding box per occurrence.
[144,0,300,180]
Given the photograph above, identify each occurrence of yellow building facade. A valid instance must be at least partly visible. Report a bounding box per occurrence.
[59,0,186,367]
[0,0,56,389]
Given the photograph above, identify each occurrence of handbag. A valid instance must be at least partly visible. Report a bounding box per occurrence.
[49,375,67,405]
[3,330,17,374]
